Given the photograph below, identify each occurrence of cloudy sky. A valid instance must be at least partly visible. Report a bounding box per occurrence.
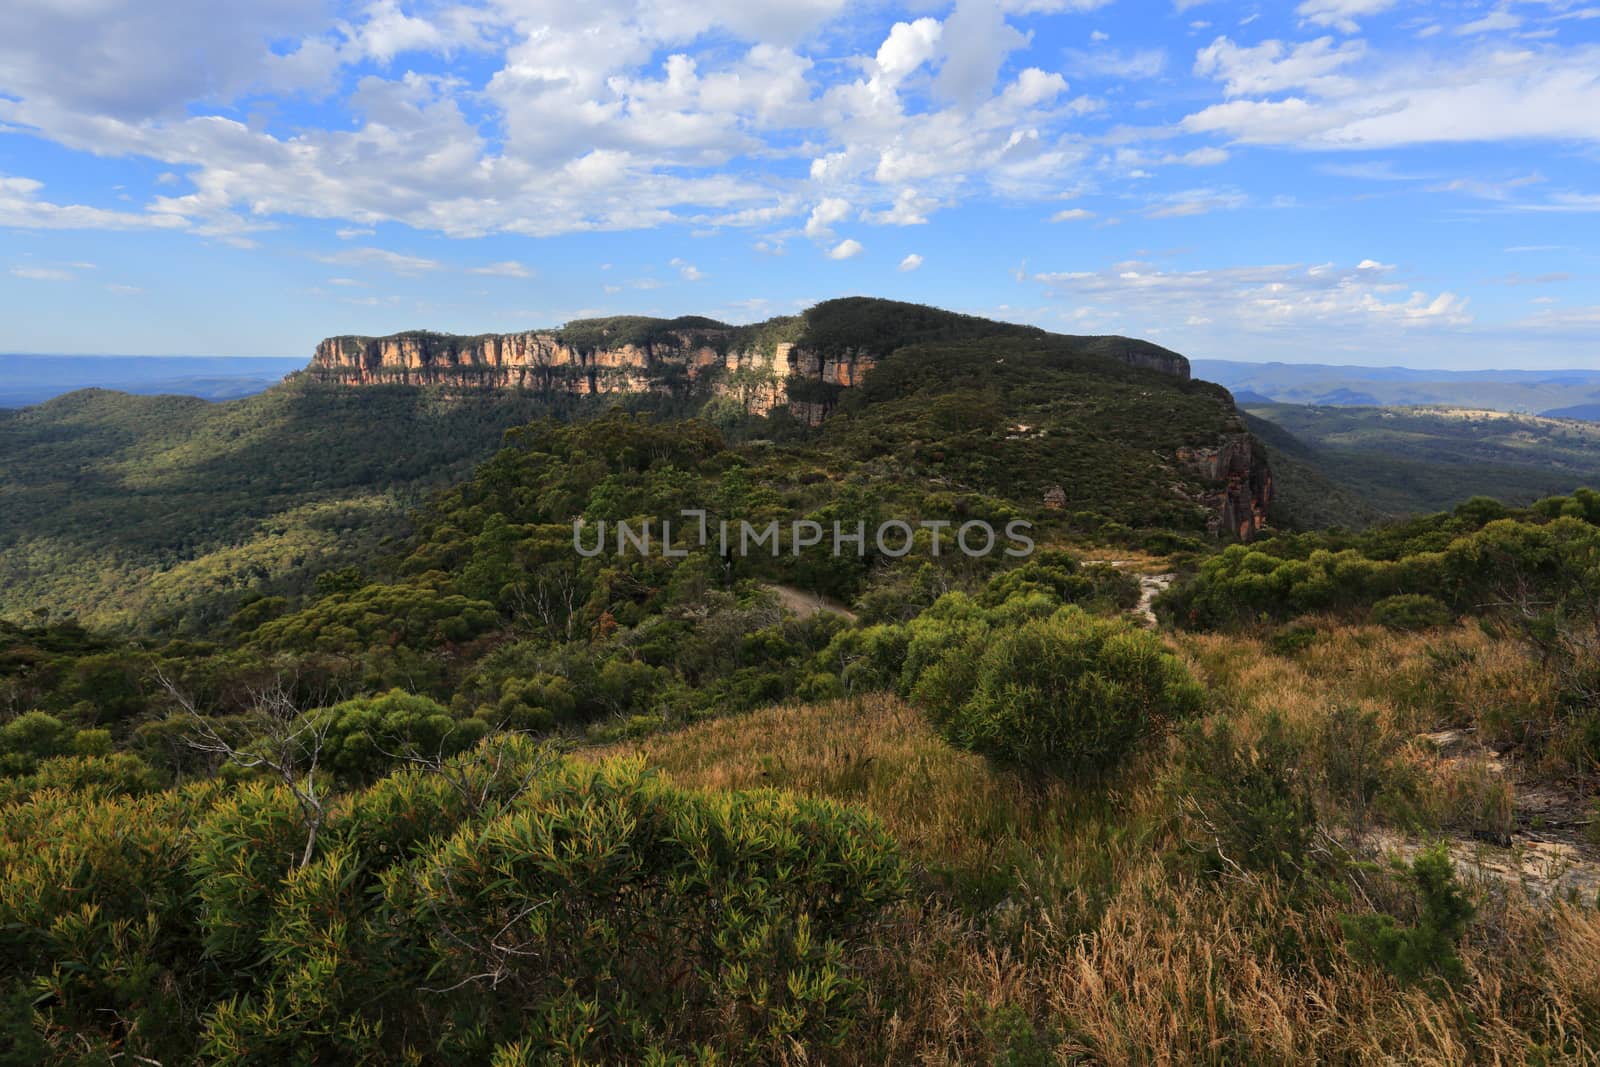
[1,0,1597,366]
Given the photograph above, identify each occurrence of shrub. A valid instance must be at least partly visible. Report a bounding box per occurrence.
[1175,714,1318,880]
[1341,844,1474,989]
[2,742,907,1065]
[921,606,1205,779]
[1372,594,1453,632]
[0,711,75,776]
[307,690,491,785]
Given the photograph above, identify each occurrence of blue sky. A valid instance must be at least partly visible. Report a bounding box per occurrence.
[1,0,1597,367]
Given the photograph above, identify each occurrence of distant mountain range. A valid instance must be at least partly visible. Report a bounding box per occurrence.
[1194,359,1600,419]
[0,355,303,408]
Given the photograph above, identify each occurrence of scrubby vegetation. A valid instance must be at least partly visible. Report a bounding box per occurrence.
[5,300,1600,1061]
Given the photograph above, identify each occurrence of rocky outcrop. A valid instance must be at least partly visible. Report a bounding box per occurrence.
[1177,420,1274,539]
[306,303,1192,421]
[305,300,1267,539]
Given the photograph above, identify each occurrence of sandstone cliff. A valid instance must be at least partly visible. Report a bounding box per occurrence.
[306,299,1190,420]
[1177,421,1275,540]
[305,298,1272,538]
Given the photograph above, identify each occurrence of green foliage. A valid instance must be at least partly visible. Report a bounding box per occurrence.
[0,381,563,630]
[1341,845,1475,989]
[1175,715,1318,881]
[307,690,490,786]
[0,742,906,1064]
[0,710,75,775]
[918,605,1205,779]
[1372,594,1453,632]
[1165,492,1600,633]
[250,579,500,654]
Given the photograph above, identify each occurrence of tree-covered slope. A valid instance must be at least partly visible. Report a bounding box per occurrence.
[0,381,577,630]
[1245,402,1600,517]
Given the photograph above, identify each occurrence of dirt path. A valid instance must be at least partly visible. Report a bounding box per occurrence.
[762,583,858,623]
[1104,561,1175,628]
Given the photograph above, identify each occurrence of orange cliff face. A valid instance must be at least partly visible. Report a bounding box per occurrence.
[309,329,876,419]
[304,313,1270,539]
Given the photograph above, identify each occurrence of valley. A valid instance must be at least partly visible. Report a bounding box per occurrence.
[3,299,1598,1064]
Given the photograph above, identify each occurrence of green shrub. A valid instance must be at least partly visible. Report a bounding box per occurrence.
[2,742,906,1064]
[1372,594,1453,632]
[1175,714,1318,880]
[1267,624,1320,657]
[0,711,75,776]
[921,606,1205,779]
[1341,845,1474,989]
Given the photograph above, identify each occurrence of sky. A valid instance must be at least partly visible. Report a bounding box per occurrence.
[0,0,1597,368]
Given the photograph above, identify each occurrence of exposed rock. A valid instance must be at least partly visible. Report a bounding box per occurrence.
[1177,425,1274,539]
[307,305,1192,425]
[304,301,1271,538]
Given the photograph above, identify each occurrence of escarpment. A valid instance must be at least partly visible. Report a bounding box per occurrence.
[306,297,1271,538]
[307,298,1191,418]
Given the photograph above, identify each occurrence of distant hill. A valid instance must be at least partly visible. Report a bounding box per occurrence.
[1542,403,1600,421]
[0,383,571,629]
[0,355,303,408]
[1195,359,1600,417]
[1243,402,1600,518]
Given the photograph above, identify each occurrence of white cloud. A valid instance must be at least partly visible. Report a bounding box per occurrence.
[0,0,1120,242]
[1295,0,1397,33]
[874,18,943,83]
[469,260,532,278]
[314,247,442,274]
[935,0,1030,103]
[1033,258,1472,338]
[1050,207,1096,221]
[1195,36,1365,97]
[1183,43,1600,148]
[898,252,924,271]
[863,188,936,225]
[1145,188,1248,217]
[670,257,706,280]
[828,238,864,259]
[106,283,142,294]
[0,175,188,232]
[10,266,75,281]
[804,197,853,237]
[1457,7,1522,35]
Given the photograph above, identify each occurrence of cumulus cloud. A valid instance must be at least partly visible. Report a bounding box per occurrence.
[828,238,864,259]
[898,252,925,271]
[1032,258,1472,341]
[1050,207,1095,221]
[1185,39,1600,148]
[0,0,1115,242]
[804,198,853,238]
[0,175,188,231]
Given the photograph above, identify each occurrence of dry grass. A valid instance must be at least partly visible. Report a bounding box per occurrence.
[592,687,1600,1065]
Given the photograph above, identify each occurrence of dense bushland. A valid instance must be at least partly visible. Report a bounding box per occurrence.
[1,740,905,1064]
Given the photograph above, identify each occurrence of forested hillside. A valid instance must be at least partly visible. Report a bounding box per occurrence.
[0,302,1262,632]
[0,381,574,629]
[1245,402,1600,518]
[4,400,1600,1060]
